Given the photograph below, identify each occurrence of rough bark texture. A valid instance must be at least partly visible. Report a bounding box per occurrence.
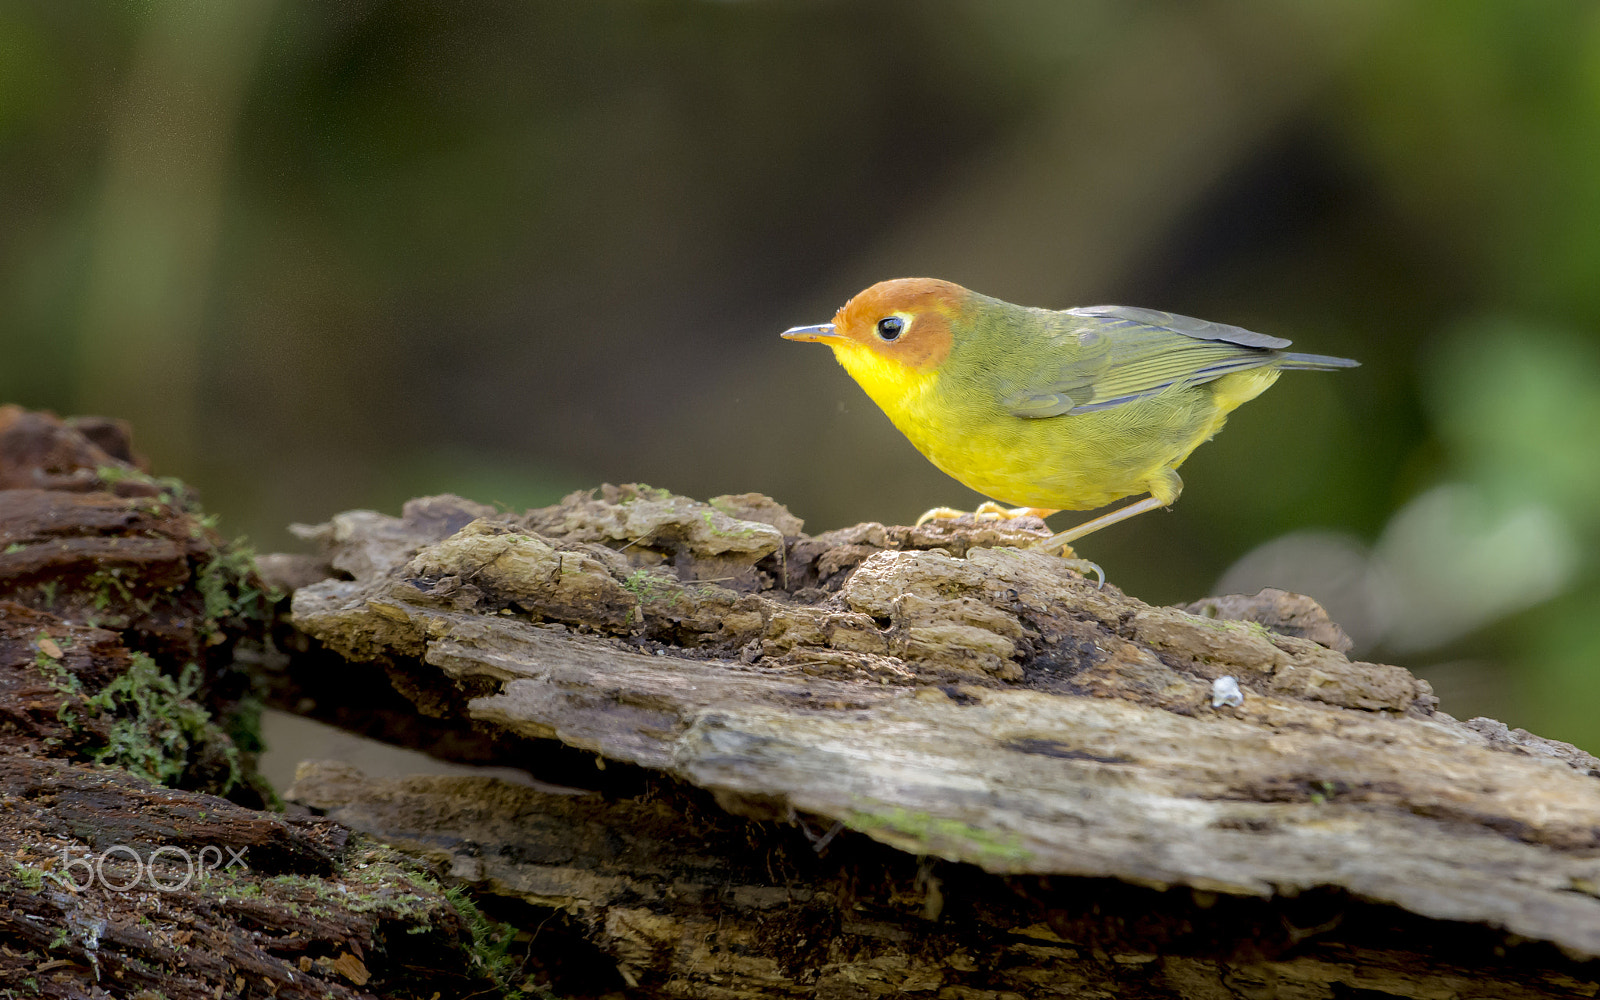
[289,760,1597,1000]
[0,405,274,723]
[0,409,521,998]
[0,608,514,1000]
[0,754,491,1000]
[281,485,1600,996]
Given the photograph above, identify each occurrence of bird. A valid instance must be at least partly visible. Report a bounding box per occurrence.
[781,277,1358,557]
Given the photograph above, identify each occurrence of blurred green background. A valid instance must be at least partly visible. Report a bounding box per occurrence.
[3,2,1599,747]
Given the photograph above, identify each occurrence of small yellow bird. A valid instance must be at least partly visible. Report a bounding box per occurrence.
[782,278,1358,554]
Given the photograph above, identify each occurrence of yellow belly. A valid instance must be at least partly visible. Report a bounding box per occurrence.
[886,369,1282,510]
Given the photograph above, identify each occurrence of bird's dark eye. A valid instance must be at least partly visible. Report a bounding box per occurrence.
[876,316,904,341]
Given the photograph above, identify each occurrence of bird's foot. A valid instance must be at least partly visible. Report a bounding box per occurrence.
[914,502,1057,525]
[1025,536,1105,588]
[916,504,1105,586]
[1059,556,1106,589]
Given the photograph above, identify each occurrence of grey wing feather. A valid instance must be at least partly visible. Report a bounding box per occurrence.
[1000,305,1296,419]
[1067,305,1292,350]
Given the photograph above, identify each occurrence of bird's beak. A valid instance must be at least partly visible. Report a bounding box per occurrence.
[780,323,846,345]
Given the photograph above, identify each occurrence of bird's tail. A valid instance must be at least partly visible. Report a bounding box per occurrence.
[1279,352,1360,371]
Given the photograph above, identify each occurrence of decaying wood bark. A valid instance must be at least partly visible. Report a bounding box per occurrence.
[0,409,525,999]
[282,485,1600,997]
[285,759,1600,999]
[0,753,504,999]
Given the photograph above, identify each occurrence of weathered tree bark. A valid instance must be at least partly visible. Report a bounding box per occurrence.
[0,605,514,999]
[0,753,503,999]
[0,409,525,998]
[0,404,274,797]
[287,761,1600,999]
[282,485,1600,997]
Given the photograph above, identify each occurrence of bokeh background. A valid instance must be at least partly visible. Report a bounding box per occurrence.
[3,2,1599,749]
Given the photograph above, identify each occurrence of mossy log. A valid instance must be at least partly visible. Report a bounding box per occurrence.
[0,752,498,999]
[0,404,272,673]
[281,486,1600,998]
[0,598,512,998]
[0,409,520,998]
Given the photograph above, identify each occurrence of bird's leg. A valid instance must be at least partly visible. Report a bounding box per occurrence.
[1040,495,1168,549]
[1038,468,1183,554]
[915,502,1059,525]
[1035,498,1157,590]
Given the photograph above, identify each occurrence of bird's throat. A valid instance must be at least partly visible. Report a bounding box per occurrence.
[830,342,940,422]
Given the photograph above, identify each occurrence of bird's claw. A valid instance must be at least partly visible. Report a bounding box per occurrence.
[1066,558,1106,589]
[915,503,1103,586]
[914,506,972,525]
[915,502,1054,526]
[1031,539,1106,589]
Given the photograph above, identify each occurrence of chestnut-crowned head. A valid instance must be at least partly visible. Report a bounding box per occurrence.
[780,277,972,372]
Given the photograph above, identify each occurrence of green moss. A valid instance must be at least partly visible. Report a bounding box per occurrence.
[1308,779,1342,805]
[845,805,1035,867]
[216,881,264,900]
[35,637,87,727]
[12,862,44,891]
[3,542,23,555]
[446,884,534,997]
[83,567,141,623]
[266,856,440,921]
[621,568,680,605]
[87,567,133,604]
[698,508,762,540]
[83,653,240,792]
[97,464,279,639]
[619,483,674,503]
[216,672,284,809]
[94,465,190,508]
[195,536,278,639]
[1240,620,1276,640]
[1189,615,1276,641]
[223,693,266,755]
[35,645,79,690]
[322,842,538,996]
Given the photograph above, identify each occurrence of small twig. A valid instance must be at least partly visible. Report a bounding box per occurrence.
[788,806,846,854]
